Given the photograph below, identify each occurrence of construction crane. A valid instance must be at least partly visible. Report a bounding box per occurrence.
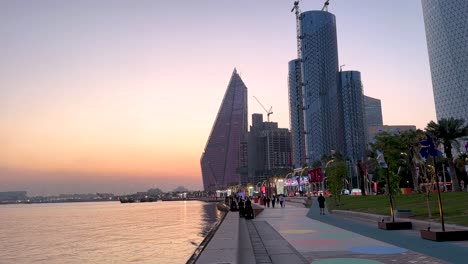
[291,1,302,60]
[321,0,330,11]
[253,96,273,122]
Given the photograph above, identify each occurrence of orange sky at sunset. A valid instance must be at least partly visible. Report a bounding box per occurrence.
[1,1,437,195]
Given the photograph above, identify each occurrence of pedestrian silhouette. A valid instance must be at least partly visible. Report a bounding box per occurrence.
[317,194,326,215]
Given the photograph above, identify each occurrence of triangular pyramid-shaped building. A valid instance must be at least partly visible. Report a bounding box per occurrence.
[201,69,248,191]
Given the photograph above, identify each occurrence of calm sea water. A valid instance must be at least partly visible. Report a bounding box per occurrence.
[0,201,222,264]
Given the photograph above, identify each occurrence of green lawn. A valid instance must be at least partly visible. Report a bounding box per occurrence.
[327,192,468,227]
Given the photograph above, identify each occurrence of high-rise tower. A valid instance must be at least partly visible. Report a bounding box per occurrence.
[364,95,383,128]
[421,0,468,122]
[201,69,248,191]
[288,59,306,168]
[300,10,341,164]
[340,71,366,174]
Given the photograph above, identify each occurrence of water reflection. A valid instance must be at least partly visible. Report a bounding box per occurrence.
[0,201,219,264]
[198,203,223,237]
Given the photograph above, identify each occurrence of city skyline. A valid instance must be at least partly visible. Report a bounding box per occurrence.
[1,1,436,195]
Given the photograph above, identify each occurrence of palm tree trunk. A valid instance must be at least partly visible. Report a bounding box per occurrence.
[410,165,420,193]
[408,145,420,193]
[408,153,420,193]
[445,144,461,192]
[448,159,461,191]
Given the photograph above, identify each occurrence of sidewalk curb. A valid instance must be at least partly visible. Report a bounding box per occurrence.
[332,209,468,231]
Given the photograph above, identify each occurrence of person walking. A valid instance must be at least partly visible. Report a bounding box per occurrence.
[245,197,254,219]
[279,195,285,208]
[317,193,326,215]
[271,195,276,208]
[238,198,245,217]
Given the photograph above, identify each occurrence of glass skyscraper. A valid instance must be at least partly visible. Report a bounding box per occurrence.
[422,0,468,122]
[288,59,306,168]
[340,71,366,163]
[363,95,383,128]
[200,69,248,191]
[300,10,341,164]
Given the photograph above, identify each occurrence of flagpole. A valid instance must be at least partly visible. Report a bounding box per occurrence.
[432,157,445,232]
[377,150,394,222]
[385,164,395,223]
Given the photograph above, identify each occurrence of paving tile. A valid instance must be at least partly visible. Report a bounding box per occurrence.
[249,197,452,264]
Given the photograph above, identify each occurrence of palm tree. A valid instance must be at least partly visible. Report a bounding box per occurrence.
[455,153,467,190]
[399,129,425,193]
[425,118,468,192]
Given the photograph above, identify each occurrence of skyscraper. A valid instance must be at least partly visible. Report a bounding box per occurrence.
[300,10,341,164]
[200,69,248,191]
[364,95,383,128]
[421,0,468,122]
[340,71,366,163]
[288,59,306,168]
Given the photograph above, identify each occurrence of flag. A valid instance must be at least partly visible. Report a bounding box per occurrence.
[376,150,388,168]
[419,134,442,160]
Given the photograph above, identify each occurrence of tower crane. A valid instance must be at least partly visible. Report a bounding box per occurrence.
[321,0,330,12]
[291,1,302,60]
[253,96,273,122]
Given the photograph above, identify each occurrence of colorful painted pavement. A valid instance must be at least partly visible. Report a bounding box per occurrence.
[252,199,449,264]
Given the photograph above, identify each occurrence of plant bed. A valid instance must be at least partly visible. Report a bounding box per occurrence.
[378,221,412,230]
[420,230,468,241]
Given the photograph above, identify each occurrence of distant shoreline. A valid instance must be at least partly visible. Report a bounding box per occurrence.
[0,200,117,205]
[0,198,221,205]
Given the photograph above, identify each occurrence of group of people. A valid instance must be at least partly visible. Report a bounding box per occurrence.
[227,195,254,219]
[259,195,285,208]
[226,193,326,217]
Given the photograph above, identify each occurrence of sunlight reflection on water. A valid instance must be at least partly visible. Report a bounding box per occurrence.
[0,201,220,264]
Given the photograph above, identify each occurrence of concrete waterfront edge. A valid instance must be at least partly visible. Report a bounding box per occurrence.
[193,211,242,264]
[187,210,228,264]
[193,202,265,264]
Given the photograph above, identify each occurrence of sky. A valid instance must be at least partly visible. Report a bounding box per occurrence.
[0,0,436,196]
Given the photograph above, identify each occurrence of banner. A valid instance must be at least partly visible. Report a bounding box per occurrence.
[308,168,324,182]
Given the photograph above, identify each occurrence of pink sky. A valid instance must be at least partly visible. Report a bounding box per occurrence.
[0,1,436,195]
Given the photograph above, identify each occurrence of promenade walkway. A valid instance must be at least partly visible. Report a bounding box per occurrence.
[196,198,467,263]
[251,198,467,264]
